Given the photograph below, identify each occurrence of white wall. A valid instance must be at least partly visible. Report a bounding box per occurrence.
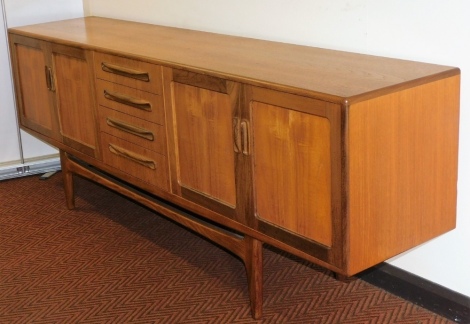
[84,0,468,297]
[5,0,84,27]
[3,0,84,162]
[0,0,21,166]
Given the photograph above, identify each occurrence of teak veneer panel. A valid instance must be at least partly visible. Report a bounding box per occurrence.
[252,102,333,247]
[54,51,96,152]
[14,42,58,139]
[347,75,460,274]
[173,82,238,207]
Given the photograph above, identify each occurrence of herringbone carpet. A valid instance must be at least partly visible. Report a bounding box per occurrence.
[0,173,452,323]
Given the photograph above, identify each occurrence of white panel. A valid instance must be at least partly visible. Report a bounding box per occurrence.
[5,0,84,27]
[84,0,470,297]
[0,1,21,165]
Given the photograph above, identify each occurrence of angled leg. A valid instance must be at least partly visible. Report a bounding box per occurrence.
[244,236,263,319]
[59,150,75,209]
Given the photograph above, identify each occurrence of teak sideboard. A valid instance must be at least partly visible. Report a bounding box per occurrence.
[8,17,460,319]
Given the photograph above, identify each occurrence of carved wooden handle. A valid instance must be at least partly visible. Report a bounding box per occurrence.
[240,120,250,155]
[101,62,150,82]
[103,90,152,111]
[106,118,154,141]
[108,144,156,170]
[233,118,250,155]
[44,66,55,92]
[233,117,241,153]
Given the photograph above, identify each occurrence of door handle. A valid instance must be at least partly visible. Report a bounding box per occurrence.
[45,66,55,92]
[233,117,241,153]
[233,117,250,155]
[240,120,250,155]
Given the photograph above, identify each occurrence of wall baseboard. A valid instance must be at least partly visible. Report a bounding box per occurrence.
[358,263,470,323]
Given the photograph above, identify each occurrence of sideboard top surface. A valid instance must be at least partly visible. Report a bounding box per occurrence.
[9,16,459,103]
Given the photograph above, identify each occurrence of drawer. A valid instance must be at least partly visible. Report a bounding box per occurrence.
[94,52,162,94]
[98,106,167,155]
[96,79,164,125]
[101,133,169,191]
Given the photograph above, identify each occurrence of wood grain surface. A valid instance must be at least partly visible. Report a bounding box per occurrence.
[9,17,459,103]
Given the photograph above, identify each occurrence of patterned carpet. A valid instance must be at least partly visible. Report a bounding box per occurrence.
[0,173,452,323]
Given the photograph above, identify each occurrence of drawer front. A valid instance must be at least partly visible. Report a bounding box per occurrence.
[98,106,167,155]
[96,79,164,125]
[101,132,169,191]
[94,52,162,94]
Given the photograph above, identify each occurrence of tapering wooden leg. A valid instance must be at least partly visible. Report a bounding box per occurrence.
[59,150,75,209]
[244,236,263,320]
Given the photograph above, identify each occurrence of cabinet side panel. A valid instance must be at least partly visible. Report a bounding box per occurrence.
[252,102,332,247]
[347,75,460,275]
[173,82,237,207]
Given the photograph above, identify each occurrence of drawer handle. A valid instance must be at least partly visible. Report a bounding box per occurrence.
[106,118,155,141]
[103,90,152,111]
[101,62,150,82]
[108,143,156,170]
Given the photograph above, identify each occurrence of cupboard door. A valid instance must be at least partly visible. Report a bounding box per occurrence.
[253,103,332,245]
[174,81,236,206]
[53,44,98,157]
[165,69,243,219]
[9,35,60,141]
[247,87,343,265]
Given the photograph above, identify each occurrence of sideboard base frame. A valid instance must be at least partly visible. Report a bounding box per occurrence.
[60,150,265,319]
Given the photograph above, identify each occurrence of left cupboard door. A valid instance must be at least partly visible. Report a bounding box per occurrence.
[9,35,61,142]
[9,34,99,158]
